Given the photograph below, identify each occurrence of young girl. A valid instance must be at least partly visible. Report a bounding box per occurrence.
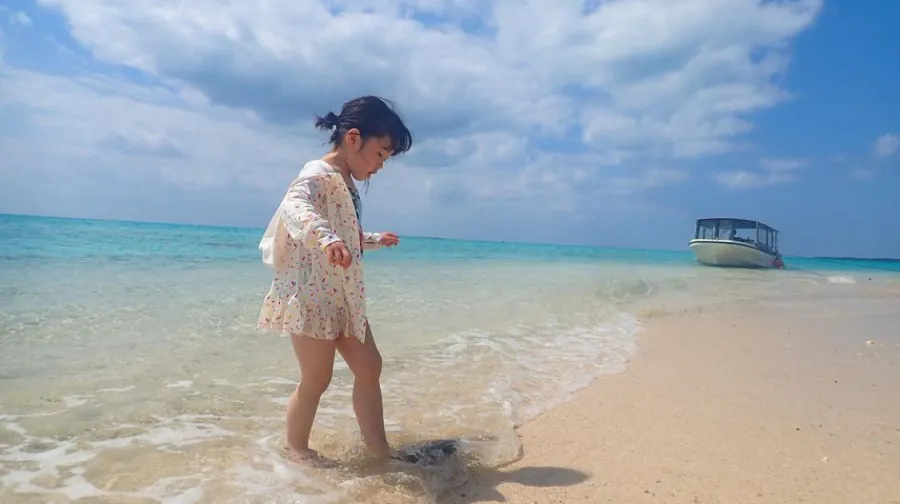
[257,95,412,463]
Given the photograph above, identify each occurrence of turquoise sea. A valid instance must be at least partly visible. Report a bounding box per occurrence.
[1,213,898,503]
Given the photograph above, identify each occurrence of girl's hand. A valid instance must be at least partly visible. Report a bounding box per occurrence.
[380,232,400,247]
[325,241,352,269]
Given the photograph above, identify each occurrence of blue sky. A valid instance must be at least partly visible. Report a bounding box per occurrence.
[0,0,897,257]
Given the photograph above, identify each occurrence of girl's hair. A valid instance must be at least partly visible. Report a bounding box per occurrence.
[314,96,413,156]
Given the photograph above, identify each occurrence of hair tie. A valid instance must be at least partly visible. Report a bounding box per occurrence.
[325,112,341,130]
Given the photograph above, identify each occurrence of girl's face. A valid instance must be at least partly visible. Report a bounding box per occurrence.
[342,130,394,181]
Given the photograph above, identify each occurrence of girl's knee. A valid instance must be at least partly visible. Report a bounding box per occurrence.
[291,332,337,397]
[299,371,332,397]
[354,350,382,385]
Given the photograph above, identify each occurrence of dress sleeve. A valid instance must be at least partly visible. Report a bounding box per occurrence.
[279,175,343,251]
[362,232,383,251]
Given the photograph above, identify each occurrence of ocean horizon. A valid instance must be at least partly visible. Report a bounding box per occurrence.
[2,212,899,266]
[1,213,899,503]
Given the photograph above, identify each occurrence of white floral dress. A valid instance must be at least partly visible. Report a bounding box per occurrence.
[257,160,383,343]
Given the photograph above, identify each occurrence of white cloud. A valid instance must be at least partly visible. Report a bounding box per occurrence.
[0,69,310,189]
[851,168,876,181]
[758,158,807,172]
[33,0,821,151]
[714,157,807,189]
[12,12,32,27]
[0,6,31,27]
[873,133,899,158]
[1,0,824,245]
[605,169,689,195]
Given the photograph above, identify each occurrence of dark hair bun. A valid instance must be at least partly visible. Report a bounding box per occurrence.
[314,111,340,131]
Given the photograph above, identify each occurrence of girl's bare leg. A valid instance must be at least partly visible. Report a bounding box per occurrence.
[335,323,390,458]
[287,334,336,458]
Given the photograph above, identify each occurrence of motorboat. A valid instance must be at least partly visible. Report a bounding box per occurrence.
[689,218,784,268]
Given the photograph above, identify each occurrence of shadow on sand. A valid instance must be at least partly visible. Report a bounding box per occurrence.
[439,465,589,503]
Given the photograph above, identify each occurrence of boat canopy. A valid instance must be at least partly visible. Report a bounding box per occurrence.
[693,218,780,255]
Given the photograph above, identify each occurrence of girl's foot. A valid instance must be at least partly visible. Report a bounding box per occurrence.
[285,447,338,468]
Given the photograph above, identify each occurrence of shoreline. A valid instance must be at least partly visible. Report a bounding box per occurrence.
[441,298,900,504]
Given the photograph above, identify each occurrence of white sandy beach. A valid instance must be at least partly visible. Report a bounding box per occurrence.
[441,296,900,504]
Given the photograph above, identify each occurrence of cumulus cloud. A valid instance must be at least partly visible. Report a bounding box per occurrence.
[1,0,824,244]
[35,0,820,153]
[0,6,33,27]
[851,168,876,181]
[872,133,899,158]
[846,133,898,182]
[714,157,807,189]
[14,12,32,27]
[604,169,689,195]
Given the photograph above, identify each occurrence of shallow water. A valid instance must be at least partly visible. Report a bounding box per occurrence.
[1,214,898,503]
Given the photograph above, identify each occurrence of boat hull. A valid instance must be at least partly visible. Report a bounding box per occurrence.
[689,239,778,268]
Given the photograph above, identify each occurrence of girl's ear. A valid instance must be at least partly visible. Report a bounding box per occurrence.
[345,128,361,148]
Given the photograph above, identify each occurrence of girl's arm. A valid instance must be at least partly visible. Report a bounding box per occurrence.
[362,232,399,250]
[279,175,343,251]
[362,232,383,251]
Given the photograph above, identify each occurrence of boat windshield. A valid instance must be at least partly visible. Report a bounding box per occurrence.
[694,218,779,255]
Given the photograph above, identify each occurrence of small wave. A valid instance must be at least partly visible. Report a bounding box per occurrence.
[62,395,92,408]
[827,275,857,284]
[0,415,318,504]
[165,380,194,389]
[599,278,656,302]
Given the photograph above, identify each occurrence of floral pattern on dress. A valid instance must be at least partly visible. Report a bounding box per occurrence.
[257,160,378,343]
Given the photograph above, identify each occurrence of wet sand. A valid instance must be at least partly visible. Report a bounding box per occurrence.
[442,298,900,504]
